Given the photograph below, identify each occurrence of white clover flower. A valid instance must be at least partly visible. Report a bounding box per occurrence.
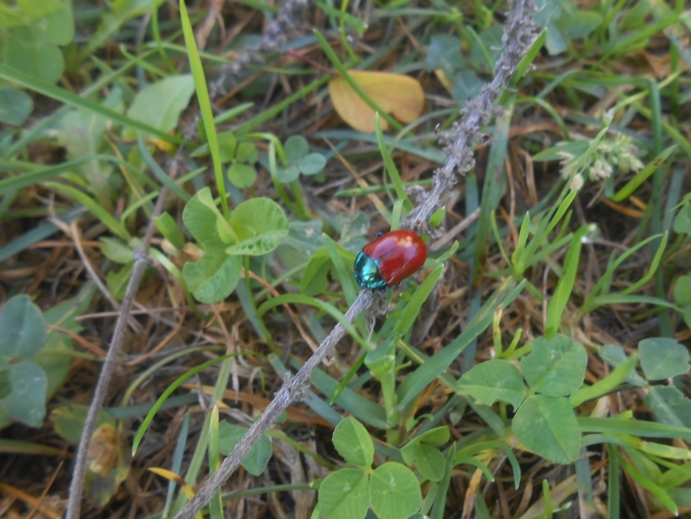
[570,173,584,190]
[556,130,643,184]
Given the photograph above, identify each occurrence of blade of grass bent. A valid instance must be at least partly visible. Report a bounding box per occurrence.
[257,294,370,350]
[45,182,131,241]
[132,354,238,455]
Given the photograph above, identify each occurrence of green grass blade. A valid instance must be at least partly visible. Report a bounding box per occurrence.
[179,0,229,218]
[314,0,368,31]
[545,225,590,338]
[330,351,367,405]
[455,440,521,489]
[148,249,202,317]
[511,210,531,270]
[579,233,662,315]
[267,354,343,426]
[457,456,495,482]
[393,265,443,337]
[213,102,255,124]
[430,444,456,519]
[162,412,191,518]
[578,417,691,441]
[509,29,547,88]
[607,444,620,519]
[375,113,411,210]
[391,199,404,229]
[235,76,330,135]
[0,439,63,456]
[590,294,682,313]
[208,406,223,519]
[316,129,446,163]
[138,138,192,202]
[0,64,189,146]
[569,353,639,408]
[257,293,371,350]
[611,145,677,202]
[396,279,524,409]
[323,234,359,306]
[0,208,85,262]
[517,97,571,140]
[621,232,668,295]
[542,480,554,519]
[619,452,678,515]
[132,354,237,455]
[313,29,402,132]
[0,157,94,194]
[303,361,389,429]
[473,105,512,284]
[45,182,131,240]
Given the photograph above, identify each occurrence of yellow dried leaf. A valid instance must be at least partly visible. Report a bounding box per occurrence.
[149,137,176,153]
[149,468,204,519]
[84,423,130,507]
[329,71,425,132]
[86,424,120,477]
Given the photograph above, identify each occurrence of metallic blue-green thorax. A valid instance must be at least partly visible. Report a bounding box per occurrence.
[354,251,388,291]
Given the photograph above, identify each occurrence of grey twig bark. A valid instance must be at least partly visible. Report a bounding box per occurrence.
[174,290,375,519]
[401,0,537,232]
[65,148,183,519]
[173,1,538,518]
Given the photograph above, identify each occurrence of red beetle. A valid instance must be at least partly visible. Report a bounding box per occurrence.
[354,230,427,290]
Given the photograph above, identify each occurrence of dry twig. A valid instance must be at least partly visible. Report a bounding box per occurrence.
[175,290,376,518]
[65,149,184,519]
[173,1,538,517]
[402,0,538,232]
[210,0,311,98]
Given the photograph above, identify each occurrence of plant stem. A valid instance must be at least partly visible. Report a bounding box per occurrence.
[66,149,183,519]
[173,290,376,519]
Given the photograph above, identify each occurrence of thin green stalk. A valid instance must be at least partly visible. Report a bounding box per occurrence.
[179,0,229,219]
[516,97,571,140]
[289,180,311,219]
[208,406,223,519]
[265,430,338,469]
[149,42,233,63]
[267,140,301,214]
[234,77,331,135]
[152,5,177,73]
[172,354,235,514]
[313,29,403,132]
[338,0,360,61]
[0,63,190,147]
